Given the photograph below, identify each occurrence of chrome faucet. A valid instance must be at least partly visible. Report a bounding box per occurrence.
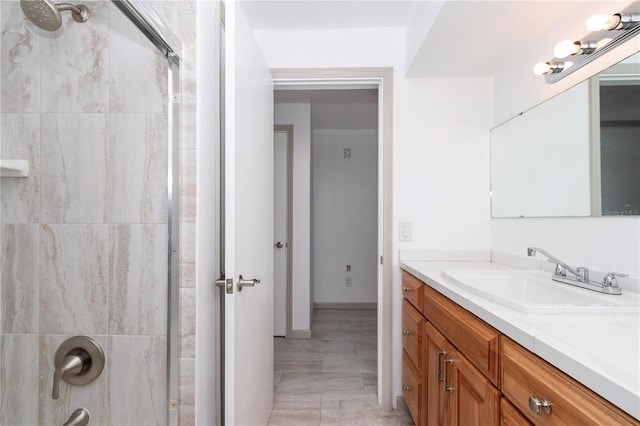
[527,247,624,295]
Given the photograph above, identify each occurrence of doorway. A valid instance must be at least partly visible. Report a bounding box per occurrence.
[274,125,294,337]
[271,67,393,410]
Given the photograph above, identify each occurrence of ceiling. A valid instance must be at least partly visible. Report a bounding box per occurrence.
[241,0,635,78]
[241,0,418,30]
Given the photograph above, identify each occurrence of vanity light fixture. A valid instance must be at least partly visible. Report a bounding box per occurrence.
[534,6,640,83]
[553,40,597,58]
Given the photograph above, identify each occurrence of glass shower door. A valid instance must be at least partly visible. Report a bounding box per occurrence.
[0,1,181,424]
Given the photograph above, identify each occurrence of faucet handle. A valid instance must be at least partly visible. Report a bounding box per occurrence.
[602,272,628,287]
[52,353,85,399]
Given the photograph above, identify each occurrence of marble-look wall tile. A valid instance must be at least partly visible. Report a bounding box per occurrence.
[39,224,108,334]
[107,335,167,425]
[105,114,167,224]
[0,334,39,426]
[108,2,167,113]
[180,148,196,223]
[150,2,178,33]
[108,224,167,335]
[180,222,195,288]
[40,114,107,223]
[179,357,195,425]
[1,224,39,333]
[179,287,195,358]
[38,334,108,426]
[40,1,109,113]
[0,114,40,223]
[176,0,197,72]
[0,1,39,112]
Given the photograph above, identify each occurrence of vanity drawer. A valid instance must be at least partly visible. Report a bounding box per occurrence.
[402,299,423,373]
[401,271,424,311]
[501,337,638,425]
[422,283,500,386]
[402,349,422,425]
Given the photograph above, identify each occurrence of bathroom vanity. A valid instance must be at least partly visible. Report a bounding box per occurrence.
[400,261,639,425]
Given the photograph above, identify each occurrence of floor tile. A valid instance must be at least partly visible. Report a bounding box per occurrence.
[269,309,414,425]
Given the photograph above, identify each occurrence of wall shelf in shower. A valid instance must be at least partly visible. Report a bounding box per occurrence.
[0,160,29,178]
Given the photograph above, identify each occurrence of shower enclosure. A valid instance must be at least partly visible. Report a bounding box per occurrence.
[0,1,181,424]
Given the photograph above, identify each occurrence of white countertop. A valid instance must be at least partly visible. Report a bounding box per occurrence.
[400,260,640,421]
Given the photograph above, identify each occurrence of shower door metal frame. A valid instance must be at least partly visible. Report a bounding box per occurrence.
[110,2,183,425]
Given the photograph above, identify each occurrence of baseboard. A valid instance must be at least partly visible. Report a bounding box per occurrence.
[289,329,311,339]
[396,395,408,413]
[314,302,377,310]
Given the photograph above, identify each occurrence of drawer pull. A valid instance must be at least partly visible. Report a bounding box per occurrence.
[529,396,552,416]
[402,287,411,292]
[442,358,454,393]
[402,330,411,336]
[435,350,447,382]
[402,386,411,392]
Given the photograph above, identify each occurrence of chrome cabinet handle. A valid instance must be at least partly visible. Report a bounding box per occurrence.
[402,330,411,336]
[274,241,284,249]
[402,385,411,392]
[529,396,552,416]
[435,350,446,383]
[442,358,454,392]
[237,275,261,292]
[402,287,411,292]
[63,408,90,426]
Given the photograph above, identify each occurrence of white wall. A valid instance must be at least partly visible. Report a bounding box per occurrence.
[492,16,640,279]
[312,129,379,304]
[274,102,312,332]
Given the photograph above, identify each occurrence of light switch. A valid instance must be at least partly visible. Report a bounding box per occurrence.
[399,222,412,242]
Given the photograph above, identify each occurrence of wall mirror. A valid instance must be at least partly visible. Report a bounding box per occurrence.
[490,51,640,218]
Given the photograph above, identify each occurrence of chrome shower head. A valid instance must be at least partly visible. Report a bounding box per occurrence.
[20,0,89,31]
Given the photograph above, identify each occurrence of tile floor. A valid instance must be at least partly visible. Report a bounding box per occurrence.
[269,309,415,425]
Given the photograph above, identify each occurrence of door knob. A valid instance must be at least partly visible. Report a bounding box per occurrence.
[63,408,90,426]
[274,241,284,249]
[237,275,261,292]
[52,336,105,400]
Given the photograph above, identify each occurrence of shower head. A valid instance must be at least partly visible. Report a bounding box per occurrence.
[20,0,89,31]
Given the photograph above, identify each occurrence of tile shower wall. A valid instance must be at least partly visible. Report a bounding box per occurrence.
[0,1,199,423]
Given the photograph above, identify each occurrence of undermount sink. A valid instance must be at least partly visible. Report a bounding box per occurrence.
[440,269,640,314]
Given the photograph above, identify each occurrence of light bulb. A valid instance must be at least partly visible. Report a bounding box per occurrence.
[586,14,612,31]
[533,62,551,75]
[596,38,613,49]
[553,40,579,58]
[564,61,574,70]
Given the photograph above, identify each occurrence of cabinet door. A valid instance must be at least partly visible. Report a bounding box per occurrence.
[501,398,532,426]
[425,322,451,426]
[448,347,501,426]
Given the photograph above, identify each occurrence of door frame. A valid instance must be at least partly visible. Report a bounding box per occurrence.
[274,124,294,338]
[271,67,394,411]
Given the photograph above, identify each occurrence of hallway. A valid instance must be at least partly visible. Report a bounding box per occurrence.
[269,309,414,425]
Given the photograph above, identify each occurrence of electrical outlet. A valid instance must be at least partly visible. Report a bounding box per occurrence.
[345,277,352,287]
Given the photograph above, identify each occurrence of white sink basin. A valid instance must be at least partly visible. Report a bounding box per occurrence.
[440,269,640,314]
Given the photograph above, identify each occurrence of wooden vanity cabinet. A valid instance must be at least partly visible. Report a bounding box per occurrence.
[501,398,532,426]
[424,321,500,426]
[401,270,640,426]
[501,337,639,426]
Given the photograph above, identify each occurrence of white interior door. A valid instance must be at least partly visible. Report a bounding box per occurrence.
[273,130,288,336]
[224,2,274,424]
